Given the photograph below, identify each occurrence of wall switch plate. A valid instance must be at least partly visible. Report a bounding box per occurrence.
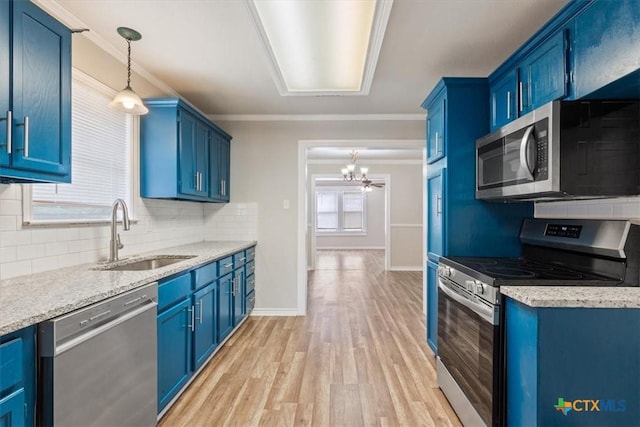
[283,200,290,209]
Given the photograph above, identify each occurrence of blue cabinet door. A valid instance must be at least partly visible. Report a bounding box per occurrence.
[0,0,9,169]
[427,167,446,261]
[521,30,568,113]
[192,283,217,371]
[219,137,230,202]
[426,95,445,164]
[490,69,517,131]
[0,389,25,427]
[157,298,192,413]
[573,0,640,98]
[10,1,71,181]
[178,110,198,197]
[209,133,230,202]
[217,273,233,341]
[194,119,209,197]
[426,260,439,354]
[233,268,246,326]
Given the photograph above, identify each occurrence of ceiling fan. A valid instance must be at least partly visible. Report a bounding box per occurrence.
[361,178,385,192]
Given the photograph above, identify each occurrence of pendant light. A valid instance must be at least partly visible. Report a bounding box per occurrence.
[109,27,148,115]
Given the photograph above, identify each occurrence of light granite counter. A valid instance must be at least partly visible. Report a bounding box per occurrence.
[501,286,640,308]
[0,240,256,336]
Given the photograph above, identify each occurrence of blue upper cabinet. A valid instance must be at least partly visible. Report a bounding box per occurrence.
[489,30,568,130]
[0,0,71,183]
[209,132,230,202]
[490,69,518,130]
[426,91,445,164]
[140,98,231,202]
[572,0,640,98]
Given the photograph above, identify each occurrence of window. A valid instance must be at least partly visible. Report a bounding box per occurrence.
[24,69,133,223]
[315,188,366,234]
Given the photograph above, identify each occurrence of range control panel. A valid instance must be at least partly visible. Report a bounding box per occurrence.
[544,224,583,239]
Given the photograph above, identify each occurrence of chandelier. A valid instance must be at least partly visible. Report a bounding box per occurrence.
[341,151,383,192]
[341,150,368,182]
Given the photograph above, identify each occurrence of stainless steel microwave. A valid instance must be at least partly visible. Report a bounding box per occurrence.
[476,100,640,200]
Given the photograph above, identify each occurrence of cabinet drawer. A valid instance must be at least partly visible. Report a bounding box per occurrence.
[246,290,255,313]
[0,338,23,392]
[193,261,217,290]
[246,260,255,277]
[233,251,247,267]
[246,274,255,295]
[246,246,255,262]
[219,256,234,276]
[158,273,191,312]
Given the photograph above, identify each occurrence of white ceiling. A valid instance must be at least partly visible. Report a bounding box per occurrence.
[49,0,570,116]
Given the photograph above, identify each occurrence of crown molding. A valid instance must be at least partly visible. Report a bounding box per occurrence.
[207,113,424,122]
[33,0,180,98]
[243,0,394,97]
[308,159,422,165]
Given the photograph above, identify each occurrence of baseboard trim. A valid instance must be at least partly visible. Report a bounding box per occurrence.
[250,309,302,316]
[316,246,385,250]
[388,266,423,272]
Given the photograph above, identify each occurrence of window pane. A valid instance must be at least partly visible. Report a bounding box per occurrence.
[317,192,337,212]
[317,212,338,230]
[31,74,131,221]
[343,192,363,212]
[344,212,363,230]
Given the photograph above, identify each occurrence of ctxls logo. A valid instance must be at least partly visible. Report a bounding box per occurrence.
[554,397,626,416]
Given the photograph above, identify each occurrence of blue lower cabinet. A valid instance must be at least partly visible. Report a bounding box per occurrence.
[192,283,217,370]
[217,273,234,342]
[426,260,439,354]
[157,298,192,412]
[0,326,35,427]
[506,298,640,426]
[0,389,25,427]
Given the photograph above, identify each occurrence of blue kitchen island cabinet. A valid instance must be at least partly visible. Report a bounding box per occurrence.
[421,78,532,354]
[140,98,232,202]
[506,298,640,426]
[1,0,71,183]
[0,326,36,427]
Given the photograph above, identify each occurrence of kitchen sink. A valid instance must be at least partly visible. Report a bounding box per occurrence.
[96,255,196,271]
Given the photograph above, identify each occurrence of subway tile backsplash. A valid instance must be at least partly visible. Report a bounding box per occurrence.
[0,184,257,280]
[535,196,640,221]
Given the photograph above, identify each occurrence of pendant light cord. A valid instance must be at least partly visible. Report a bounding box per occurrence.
[127,39,132,88]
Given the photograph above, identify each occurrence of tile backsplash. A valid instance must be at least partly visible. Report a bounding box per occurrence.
[0,184,258,280]
[535,196,640,221]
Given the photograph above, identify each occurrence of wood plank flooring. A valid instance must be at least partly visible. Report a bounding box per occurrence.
[159,250,461,426]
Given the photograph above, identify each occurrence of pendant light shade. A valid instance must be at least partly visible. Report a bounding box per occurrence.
[110,27,148,115]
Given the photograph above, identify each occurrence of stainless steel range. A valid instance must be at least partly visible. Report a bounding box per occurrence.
[436,218,639,426]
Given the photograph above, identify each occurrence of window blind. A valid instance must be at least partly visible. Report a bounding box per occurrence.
[31,74,132,221]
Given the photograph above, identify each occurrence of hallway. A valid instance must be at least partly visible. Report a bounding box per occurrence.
[159,250,461,426]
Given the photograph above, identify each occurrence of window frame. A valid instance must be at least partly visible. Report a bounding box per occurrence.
[314,186,367,236]
[22,68,137,226]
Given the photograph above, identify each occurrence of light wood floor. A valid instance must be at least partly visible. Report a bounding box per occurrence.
[159,250,461,426]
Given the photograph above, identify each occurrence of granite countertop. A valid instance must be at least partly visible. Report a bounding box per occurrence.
[0,240,256,336]
[501,286,640,308]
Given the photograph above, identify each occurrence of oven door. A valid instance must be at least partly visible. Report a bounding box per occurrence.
[437,277,502,427]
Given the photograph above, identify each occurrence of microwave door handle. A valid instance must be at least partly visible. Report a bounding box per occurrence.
[438,280,496,325]
[519,125,536,181]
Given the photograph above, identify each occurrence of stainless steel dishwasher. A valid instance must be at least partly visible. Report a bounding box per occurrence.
[38,282,158,427]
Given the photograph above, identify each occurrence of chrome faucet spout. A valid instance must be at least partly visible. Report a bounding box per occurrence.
[109,199,131,262]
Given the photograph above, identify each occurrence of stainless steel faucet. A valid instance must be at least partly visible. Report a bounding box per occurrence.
[109,198,131,262]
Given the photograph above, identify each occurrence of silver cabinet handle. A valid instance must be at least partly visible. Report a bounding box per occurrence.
[434,131,440,154]
[220,180,224,195]
[197,299,203,324]
[519,82,523,112]
[238,257,246,262]
[224,262,233,268]
[17,116,28,157]
[187,306,195,332]
[0,110,11,154]
[507,91,511,119]
[436,196,442,216]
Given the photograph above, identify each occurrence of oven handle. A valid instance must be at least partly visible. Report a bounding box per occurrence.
[438,280,497,325]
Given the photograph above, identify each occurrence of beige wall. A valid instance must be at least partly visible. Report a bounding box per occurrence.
[214,120,424,312]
